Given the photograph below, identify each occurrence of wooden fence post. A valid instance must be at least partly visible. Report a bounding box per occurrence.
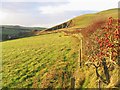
[77,36,83,67]
[81,38,82,59]
[98,78,101,90]
[102,58,110,84]
[79,49,81,67]
[62,72,64,88]
[71,77,75,89]
[80,38,82,67]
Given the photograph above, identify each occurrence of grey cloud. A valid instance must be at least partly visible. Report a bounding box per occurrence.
[37,10,97,27]
[2,10,97,27]
[1,2,98,28]
[2,2,69,13]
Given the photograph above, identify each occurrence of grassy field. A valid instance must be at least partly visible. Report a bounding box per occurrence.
[2,32,80,88]
[1,8,119,88]
[71,8,118,28]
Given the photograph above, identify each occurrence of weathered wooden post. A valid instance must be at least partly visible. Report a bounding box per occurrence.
[79,49,81,67]
[77,34,83,67]
[98,78,101,90]
[61,72,64,88]
[71,77,75,89]
[81,38,82,66]
[79,37,82,67]
[102,58,110,84]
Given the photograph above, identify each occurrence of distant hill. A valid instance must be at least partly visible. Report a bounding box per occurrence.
[0,25,46,41]
[43,8,119,31]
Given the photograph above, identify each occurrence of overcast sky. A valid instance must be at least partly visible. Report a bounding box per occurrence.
[0,0,119,28]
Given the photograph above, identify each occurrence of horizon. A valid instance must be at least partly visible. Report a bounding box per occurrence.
[0,24,46,28]
[0,0,119,28]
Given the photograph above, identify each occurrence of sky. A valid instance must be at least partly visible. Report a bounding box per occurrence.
[0,0,119,28]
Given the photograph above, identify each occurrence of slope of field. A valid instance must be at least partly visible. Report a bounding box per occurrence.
[2,32,80,88]
[71,8,118,28]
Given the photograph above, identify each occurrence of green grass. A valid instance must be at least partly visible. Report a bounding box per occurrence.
[71,8,119,28]
[1,25,46,41]
[2,32,80,88]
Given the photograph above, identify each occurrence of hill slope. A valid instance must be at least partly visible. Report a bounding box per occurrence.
[44,8,118,31]
[0,25,46,41]
[72,8,118,28]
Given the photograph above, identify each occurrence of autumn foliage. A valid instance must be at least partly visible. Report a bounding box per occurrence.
[84,17,119,66]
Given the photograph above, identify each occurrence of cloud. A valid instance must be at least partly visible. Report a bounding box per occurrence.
[39,6,65,14]
[0,2,71,27]
[2,2,68,13]
[1,0,118,27]
[39,0,118,14]
[0,9,8,23]
[2,0,68,2]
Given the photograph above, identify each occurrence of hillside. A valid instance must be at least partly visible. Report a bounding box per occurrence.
[2,8,119,89]
[43,8,119,32]
[0,25,46,41]
[71,8,118,28]
[2,33,80,88]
